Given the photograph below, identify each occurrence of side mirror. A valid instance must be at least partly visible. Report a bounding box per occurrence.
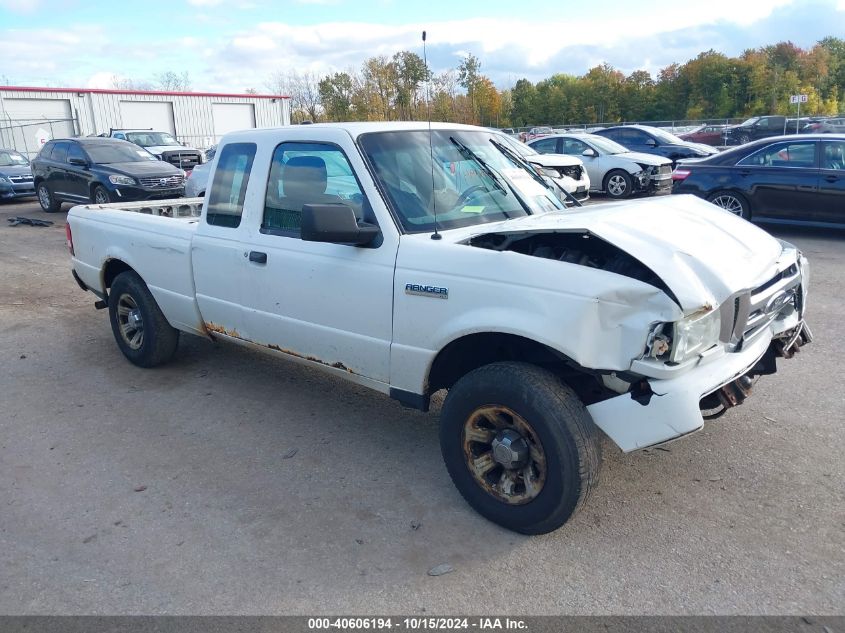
[301,204,379,246]
[581,148,597,157]
[644,138,658,147]
[68,157,88,167]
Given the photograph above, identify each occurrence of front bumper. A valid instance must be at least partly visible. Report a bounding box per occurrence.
[111,186,185,201]
[586,323,809,452]
[0,182,36,199]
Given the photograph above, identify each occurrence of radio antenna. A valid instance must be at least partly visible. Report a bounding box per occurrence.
[423,30,441,240]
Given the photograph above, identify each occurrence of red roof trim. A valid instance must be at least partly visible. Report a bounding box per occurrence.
[0,85,289,100]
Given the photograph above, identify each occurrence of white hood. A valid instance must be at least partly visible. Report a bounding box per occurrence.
[448,195,787,312]
[616,151,672,166]
[145,144,199,155]
[524,153,582,168]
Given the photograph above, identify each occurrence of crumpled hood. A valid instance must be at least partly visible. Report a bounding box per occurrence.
[454,195,787,312]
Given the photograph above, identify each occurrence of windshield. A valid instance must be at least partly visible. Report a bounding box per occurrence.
[85,143,159,164]
[125,132,181,147]
[649,127,686,144]
[584,135,628,154]
[0,150,29,166]
[358,130,564,234]
[740,117,760,127]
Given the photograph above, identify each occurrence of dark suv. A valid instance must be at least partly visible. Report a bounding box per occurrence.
[31,138,185,212]
[593,125,718,165]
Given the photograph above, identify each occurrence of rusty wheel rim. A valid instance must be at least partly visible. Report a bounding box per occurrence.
[116,293,144,350]
[462,405,546,505]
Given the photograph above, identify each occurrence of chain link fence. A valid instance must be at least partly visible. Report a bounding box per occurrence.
[0,116,81,160]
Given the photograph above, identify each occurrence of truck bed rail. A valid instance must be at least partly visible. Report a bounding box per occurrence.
[78,198,204,218]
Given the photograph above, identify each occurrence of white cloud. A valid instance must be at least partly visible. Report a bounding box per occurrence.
[0,0,41,12]
[86,71,118,88]
[186,0,222,6]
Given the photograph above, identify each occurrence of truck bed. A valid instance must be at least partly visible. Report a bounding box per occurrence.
[68,198,206,336]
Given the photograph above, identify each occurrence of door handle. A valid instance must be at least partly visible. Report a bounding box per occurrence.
[248,251,267,264]
[825,175,839,182]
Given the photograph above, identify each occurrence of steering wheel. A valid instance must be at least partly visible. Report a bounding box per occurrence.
[454,185,487,208]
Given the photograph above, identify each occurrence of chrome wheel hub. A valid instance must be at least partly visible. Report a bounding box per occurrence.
[491,429,529,469]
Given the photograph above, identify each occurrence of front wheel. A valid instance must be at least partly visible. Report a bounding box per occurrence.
[37,183,60,213]
[440,362,601,534]
[108,271,179,367]
[707,190,750,220]
[603,169,633,199]
[92,185,111,205]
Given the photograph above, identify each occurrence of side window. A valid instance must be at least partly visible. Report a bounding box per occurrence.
[599,129,619,141]
[51,142,69,163]
[262,142,368,237]
[822,141,845,170]
[562,139,588,155]
[531,138,558,154]
[113,133,125,140]
[206,142,256,228]
[67,144,86,163]
[623,129,650,144]
[738,141,817,168]
[39,141,55,159]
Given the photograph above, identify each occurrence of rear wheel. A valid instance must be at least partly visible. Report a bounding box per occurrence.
[603,169,633,199]
[108,271,179,367]
[92,185,111,205]
[37,182,60,213]
[707,190,750,220]
[440,362,601,534]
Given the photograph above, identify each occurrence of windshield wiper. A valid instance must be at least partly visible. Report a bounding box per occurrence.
[490,139,583,208]
[449,137,506,196]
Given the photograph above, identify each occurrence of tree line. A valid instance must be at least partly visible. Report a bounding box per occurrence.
[266,37,845,127]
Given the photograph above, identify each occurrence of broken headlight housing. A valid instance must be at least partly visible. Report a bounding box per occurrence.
[646,309,722,363]
[670,309,721,363]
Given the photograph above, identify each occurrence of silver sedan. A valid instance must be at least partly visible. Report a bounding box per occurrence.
[528,134,673,199]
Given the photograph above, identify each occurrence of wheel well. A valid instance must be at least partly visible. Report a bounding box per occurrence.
[102,259,134,291]
[89,181,104,197]
[427,332,609,405]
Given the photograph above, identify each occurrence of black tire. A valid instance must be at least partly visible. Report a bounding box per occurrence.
[108,271,179,368]
[738,133,751,145]
[92,185,111,205]
[440,362,601,534]
[707,190,750,220]
[603,169,633,199]
[36,182,60,213]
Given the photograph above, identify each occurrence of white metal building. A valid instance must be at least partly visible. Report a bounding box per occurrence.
[0,86,290,157]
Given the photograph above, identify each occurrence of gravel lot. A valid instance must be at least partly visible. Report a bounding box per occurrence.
[0,197,842,615]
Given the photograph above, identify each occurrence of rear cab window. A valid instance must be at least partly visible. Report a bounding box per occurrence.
[205,142,257,228]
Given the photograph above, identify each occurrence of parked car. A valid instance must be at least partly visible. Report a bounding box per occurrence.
[678,124,729,146]
[32,138,185,212]
[672,134,844,227]
[593,125,718,165]
[529,133,672,199]
[66,122,811,534]
[519,126,553,142]
[110,129,203,170]
[0,148,36,201]
[184,160,212,198]
[801,117,845,134]
[722,116,793,145]
[496,134,590,203]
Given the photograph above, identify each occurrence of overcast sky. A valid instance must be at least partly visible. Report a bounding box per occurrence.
[1,0,844,94]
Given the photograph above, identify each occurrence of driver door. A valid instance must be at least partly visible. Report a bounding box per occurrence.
[239,141,397,383]
[561,138,600,187]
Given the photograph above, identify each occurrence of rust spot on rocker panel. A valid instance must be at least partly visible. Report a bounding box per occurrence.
[210,326,357,374]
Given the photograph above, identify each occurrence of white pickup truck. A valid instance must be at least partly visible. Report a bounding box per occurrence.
[67,122,812,534]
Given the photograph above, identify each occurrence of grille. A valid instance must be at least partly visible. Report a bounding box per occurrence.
[740,264,801,341]
[160,150,201,169]
[139,175,185,189]
[560,165,583,180]
[9,175,34,183]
